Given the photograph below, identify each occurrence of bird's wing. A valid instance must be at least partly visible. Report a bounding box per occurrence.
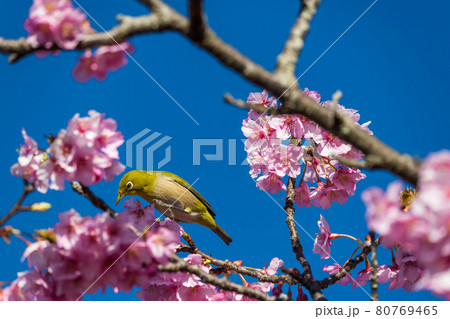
[159,171,216,218]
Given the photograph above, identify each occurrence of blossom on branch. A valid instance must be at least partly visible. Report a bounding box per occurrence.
[313,214,332,259]
[3,199,182,300]
[242,89,368,209]
[10,110,125,192]
[10,129,50,193]
[25,0,88,50]
[363,151,450,299]
[73,42,135,82]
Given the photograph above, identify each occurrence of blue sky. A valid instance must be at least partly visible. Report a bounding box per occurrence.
[1,0,449,301]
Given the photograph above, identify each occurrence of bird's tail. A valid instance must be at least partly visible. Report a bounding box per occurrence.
[213,225,232,245]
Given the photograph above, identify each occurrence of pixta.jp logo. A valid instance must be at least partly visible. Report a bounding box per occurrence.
[126,129,172,171]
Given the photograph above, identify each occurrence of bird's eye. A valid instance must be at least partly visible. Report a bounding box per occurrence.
[126,181,133,190]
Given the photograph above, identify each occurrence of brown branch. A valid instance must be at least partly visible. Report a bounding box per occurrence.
[189,0,206,41]
[283,153,326,301]
[370,232,379,301]
[0,0,421,186]
[0,180,35,227]
[333,154,383,170]
[136,0,160,11]
[71,182,116,217]
[319,237,379,289]
[158,255,278,301]
[1,11,181,63]
[275,0,322,79]
[178,243,296,285]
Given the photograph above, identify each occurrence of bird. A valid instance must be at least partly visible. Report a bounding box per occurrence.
[115,170,232,245]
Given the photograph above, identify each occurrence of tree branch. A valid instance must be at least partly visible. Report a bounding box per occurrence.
[158,255,278,301]
[1,12,181,63]
[0,180,35,227]
[178,243,296,285]
[369,232,379,301]
[71,182,116,217]
[319,238,379,289]
[283,157,326,301]
[275,0,322,79]
[189,0,206,41]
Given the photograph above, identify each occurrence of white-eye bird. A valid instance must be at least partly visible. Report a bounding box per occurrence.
[115,170,232,245]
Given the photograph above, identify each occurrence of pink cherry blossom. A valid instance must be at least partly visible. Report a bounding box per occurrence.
[49,110,125,189]
[313,214,332,259]
[137,254,217,301]
[122,198,156,232]
[314,128,352,157]
[4,202,182,300]
[246,90,278,120]
[267,257,284,275]
[245,138,278,178]
[311,182,349,209]
[363,181,416,248]
[377,264,398,284]
[73,42,134,82]
[294,182,312,208]
[323,264,352,286]
[269,115,305,139]
[11,111,124,192]
[352,268,372,288]
[361,151,450,298]
[304,87,321,103]
[211,290,241,301]
[242,89,368,209]
[247,90,278,108]
[25,0,87,50]
[388,249,422,292]
[330,167,366,196]
[52,8,87,49]
[256,173,286,194]
[10,129,50,193]
[267,144,303,178]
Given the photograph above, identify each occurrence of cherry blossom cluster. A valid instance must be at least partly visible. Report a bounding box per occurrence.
[314,214,422,291]
[25,0,89,50]
[2,198,182,300]
[242,90,369,209]
[10,110,125,193]
[362,150,450,299]
[24,0,133,82]
[137,256,284,301]
[72,42,135,82]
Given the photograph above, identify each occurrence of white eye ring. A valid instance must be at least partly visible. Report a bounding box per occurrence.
[126,181,133,190]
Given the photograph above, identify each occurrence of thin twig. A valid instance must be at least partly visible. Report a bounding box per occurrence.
[0,180,35,227]
[275,0,322,79]
[333,154,383,170]
[189,0,206,41]
[158,255,278,301]
[319,238,380,289]
[369,231,379,301]
[71,182,116,217]
[178,243,296,285]
[283,149,326,301]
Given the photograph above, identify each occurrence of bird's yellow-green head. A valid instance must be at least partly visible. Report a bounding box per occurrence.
[115,170,156,206]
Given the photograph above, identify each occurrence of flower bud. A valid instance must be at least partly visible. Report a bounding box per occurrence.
[31,202,51,212]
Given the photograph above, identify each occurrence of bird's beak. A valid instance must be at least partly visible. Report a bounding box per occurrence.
[115,193,125,206]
